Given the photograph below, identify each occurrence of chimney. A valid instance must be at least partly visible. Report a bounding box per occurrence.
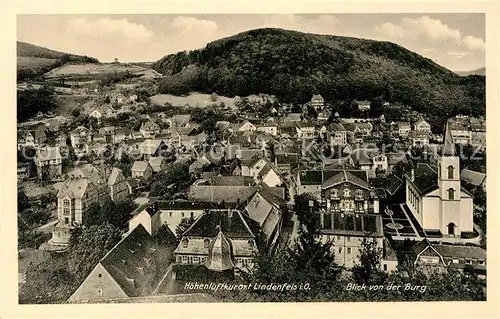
[411,168,415,182]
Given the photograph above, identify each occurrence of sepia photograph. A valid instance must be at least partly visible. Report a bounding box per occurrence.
[14,12,489,305]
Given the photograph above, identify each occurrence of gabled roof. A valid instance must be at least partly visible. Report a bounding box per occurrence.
[411,239,446,266]
[322,170,371,190]
[68,164,105,187]
[183,210,255,239]
[148,156,165,172]
[57,177,92,199]
[107,167,123,186]
[461,169,486,186]
[99,224,174,297]
[132,161,151,172]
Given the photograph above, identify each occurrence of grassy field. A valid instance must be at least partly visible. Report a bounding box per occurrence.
[150,93,238,109]
[44,63,157,78]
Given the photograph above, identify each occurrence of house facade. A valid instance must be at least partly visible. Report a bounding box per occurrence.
[317,169,383,268]
[174,210,258,271]
[34,147,62,180]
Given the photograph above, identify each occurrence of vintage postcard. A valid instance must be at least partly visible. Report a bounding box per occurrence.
[1,0,499,318]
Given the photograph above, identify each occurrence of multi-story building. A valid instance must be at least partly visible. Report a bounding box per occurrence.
[107,167,130,201]
[315,168,384,268]
[70,126,91,157]
[34,147,62,180]
[295,121,316,139]
[409,130,430,147]
[49,177,99,247]
[140,121,160,138]
[310,94,325,110]
[328,122,348,146]
[413,119,432,133]
[448,116,471,145]
[173,209,258,271]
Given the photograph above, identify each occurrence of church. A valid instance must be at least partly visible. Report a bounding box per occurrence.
[405,124,474,241]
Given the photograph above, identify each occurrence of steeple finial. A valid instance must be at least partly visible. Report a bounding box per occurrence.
[442,122,455,156]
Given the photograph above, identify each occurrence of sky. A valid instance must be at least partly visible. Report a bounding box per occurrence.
[17,14,485,72]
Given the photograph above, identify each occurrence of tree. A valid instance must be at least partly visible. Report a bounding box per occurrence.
[293,193,320,234]
[369,96,384,118]
[71,108,81,118]
[67,223,123,281]
[352,238,386,285]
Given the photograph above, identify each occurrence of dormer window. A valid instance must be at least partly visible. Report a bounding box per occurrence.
[331,189,339,198]
[182,238,189,248]
[343,189,351,197]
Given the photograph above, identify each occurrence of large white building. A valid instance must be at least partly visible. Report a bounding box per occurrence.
[405,124,474,241]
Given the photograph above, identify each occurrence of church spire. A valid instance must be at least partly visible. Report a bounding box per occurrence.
[442,122,455,156]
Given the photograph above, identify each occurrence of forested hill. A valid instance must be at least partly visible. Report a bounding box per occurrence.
[17,41,99,81]
[152,28,485,129]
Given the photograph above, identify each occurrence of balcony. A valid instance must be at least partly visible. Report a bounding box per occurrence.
[354,195,364,201]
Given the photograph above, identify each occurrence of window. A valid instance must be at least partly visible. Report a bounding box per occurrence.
[331,189,339,198]
[248,240,254,248]
[337,236,341,241]
[169,212,172,217]
[343,189,351,197]
[452,259,459,264]
[466,259,473,265]
[181,212,185,218]
[98,273,102,278]
[204,239,210,248]
[383,264,388,271]
[182,256,188,263]
[339,247,342,254]
[346,236,351,242]
[347,248,352,254]
[448,188,455,200]
[356,190,363,197]
[98,288,103,296]
[190,212,194,219]
[447,165,454,179]
[182,238,189,248]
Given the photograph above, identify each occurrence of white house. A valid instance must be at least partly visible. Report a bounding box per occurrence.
[414,119,432,133]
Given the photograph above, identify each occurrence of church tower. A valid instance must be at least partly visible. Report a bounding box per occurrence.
[437,123,462,236]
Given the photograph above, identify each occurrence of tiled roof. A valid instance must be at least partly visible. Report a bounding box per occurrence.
[433,244,486,260]
[107,167,123,186]
[132,161,151,173]
[99,224,174,297]
[406,163,438,195]
[35,147,62,162]
[321,213,383,237]
[461,169,486,186]
[183,210,255,239]
[322,170,370,190]
[57,177,92,199]
[68,164,105,188]
[148,156,164,172]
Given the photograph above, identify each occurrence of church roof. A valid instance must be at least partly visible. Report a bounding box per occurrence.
[204,230,235,272]
[442,123,456,156]
[406,163,439,195]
